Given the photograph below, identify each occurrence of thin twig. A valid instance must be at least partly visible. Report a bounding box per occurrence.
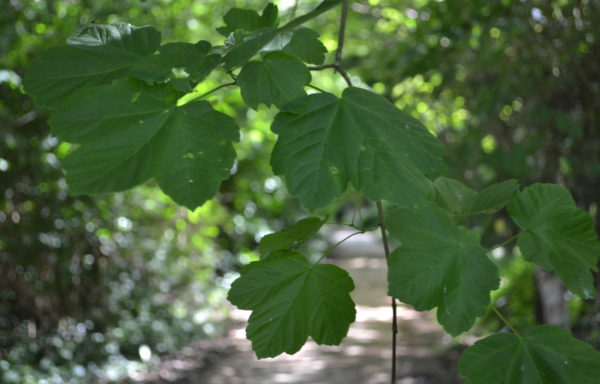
[492,306,522,337]
[376,201,398,384]
[308,83,328,93]
[195,82,236,99]
[307,2,353,87]
[315,230,366,263]
[487,233,520,252]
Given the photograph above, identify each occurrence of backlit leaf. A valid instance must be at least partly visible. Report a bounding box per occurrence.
[49,79,238,209]
[508,183,600,298]
[459,325,600,384]
[237,52,310,109]
[386,204,499,335]
[271,87,445,210]
[228,252,356,358]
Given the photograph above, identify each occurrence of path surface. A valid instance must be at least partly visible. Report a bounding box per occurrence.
[151,232,462,384]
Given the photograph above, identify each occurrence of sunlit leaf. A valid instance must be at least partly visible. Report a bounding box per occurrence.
[459,325,600,383]
[508,183,600,298]
[237,52,310,109]
[228,252,356,358]
[259,217,324,254]
[271,87,445,210]
[49,79,238,209]
[25,23,161,108]
[386,204,499,335]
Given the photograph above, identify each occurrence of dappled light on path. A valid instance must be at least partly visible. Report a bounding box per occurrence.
[152,233,461,383]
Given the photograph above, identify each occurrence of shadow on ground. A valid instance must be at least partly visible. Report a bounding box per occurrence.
[144,231,463,384]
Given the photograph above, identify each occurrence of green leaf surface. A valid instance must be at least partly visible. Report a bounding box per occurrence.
[271,87,445,210]
[130,41,221,82]
[217,3,278,36]
[222,28,278,69]
[259,217,324,254]
[25,23,161,108]
[237,52,310,109]
[433,177,518,216]
[459,325,600,384]
[49,79,239,209]
[433,177,477,215]
[386,204,499,335]
[222,0,341,69]
[468,179,519,215]
[508,184,600,298]
[283,28,327,64]
[228,252,356,358]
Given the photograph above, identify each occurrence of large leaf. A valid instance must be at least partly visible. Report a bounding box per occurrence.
[283,28,327,65]
[271,87,445,210]
[459,325,600,383]
[228,252,356,358]
[259,217,324,255]
[386,204,499,335]
[508,184,600,298]
[130,41,221,82]
[237,52,310,109]
[25,23,161,108]
[49,79,239,209]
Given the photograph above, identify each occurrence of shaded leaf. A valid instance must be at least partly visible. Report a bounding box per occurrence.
[237,52,310,109]
[271,87,445,210]
[459,325,600,384]
[508,183,600,298]
[228,252,356,358]
[217,3,278,36]
[386,204,499,335]
[130,41,221,83]
[468,179,518,215]
[222,28,278,69]
[259,217,324,254]
[49,79,239,209]
[433,176,477,215]
[25,23,161,108]
[283,28,327,64]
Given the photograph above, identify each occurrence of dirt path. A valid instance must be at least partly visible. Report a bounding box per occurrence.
[150,232,462,384]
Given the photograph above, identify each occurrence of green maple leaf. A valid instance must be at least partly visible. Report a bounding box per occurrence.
[237,52,311,109]
[386,204,499,335]
[270,87,445,210]
[433,177,518,216]
[259,217,325,255]
[508,183,600,298]
[459,325,600,383]
[129,41,221,83]
[49,79,238,209]
[228,252,356,358]
[283,28,327,64]
[24,23,161,108]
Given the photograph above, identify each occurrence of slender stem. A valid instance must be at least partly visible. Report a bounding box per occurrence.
[307,2,353,87]
[316,230,365,263]
[487,233,520,252]
[195,82,236,99]
[308,83,328,93]
[376,201,398,384]
[335,1,349,66]
[492,306,522,337]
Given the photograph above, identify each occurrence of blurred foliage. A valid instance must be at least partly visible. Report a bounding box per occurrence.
[1,0,600,381]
